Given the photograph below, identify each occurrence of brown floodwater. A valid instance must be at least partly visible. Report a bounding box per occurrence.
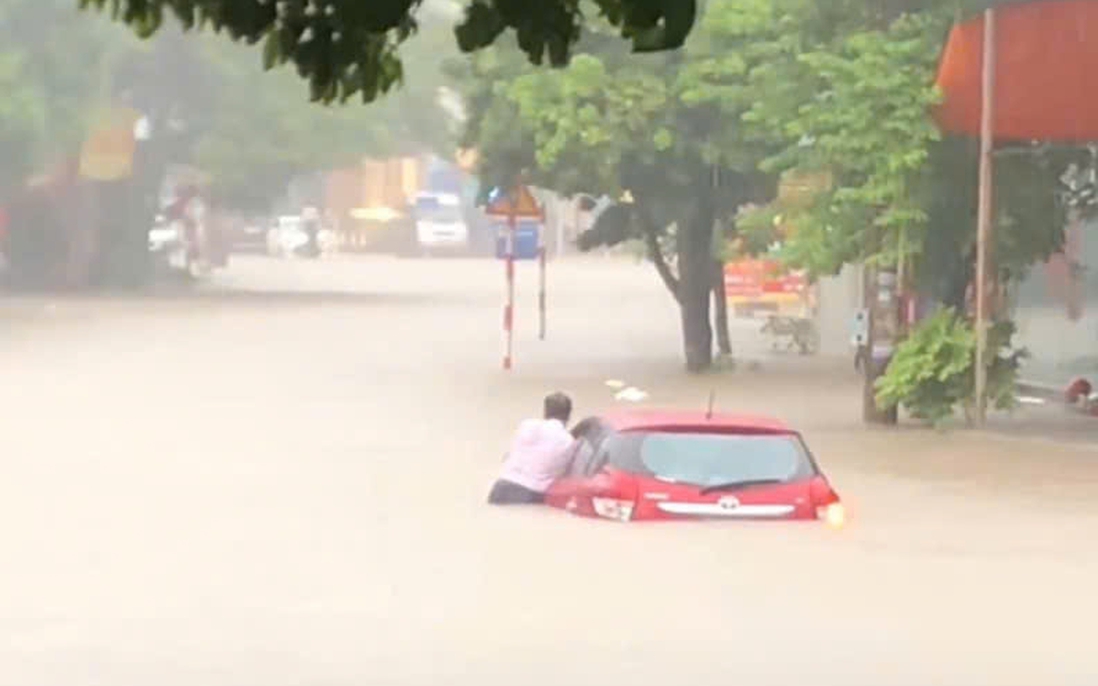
[2,255,1096,685]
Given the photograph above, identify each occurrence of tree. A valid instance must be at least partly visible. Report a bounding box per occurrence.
[731,0,1096,423]
[3,3,459,287]
[188,17,458,211]
[739,4,947,280]
[0,1,152,287]
[455,2,779,372]
[738,0,1092,304]
[80,0,699,104]
[0,0,139,197]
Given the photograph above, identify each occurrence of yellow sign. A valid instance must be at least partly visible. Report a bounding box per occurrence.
[78,106,141,181]
[486,185,542,219]
[776,170,832,208]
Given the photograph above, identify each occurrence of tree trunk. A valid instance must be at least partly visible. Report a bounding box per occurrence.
[90,177,154,289]
[677,202,715,373]
[639,208,680,303]
[712,259,732,356]
[681,273,713,373]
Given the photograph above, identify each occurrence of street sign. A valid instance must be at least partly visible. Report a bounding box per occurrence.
[79,106,142,181]
[493,219,540,260]
[485,185,543,220]
[487,183,548,370]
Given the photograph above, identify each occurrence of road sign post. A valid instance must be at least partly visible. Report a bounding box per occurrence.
[504,199,516,370]
[486,184,544,370]
[537,213,547,341]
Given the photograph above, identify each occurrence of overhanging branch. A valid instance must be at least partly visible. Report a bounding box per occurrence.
[636,205,680,302]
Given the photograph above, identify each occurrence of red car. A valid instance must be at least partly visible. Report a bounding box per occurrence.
[544,410,844,525]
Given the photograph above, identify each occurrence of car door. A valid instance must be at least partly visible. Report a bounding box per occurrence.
[543,418,607,512]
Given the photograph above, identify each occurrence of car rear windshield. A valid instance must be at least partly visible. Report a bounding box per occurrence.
[604,431,815,488]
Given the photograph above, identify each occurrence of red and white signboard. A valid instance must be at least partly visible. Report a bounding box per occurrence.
[724,259,807,297]
[724,259,809,319]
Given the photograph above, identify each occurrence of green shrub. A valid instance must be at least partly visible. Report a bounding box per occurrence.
[874,308,1028,427]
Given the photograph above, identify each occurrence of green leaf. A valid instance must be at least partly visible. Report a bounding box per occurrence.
[653,127,673,150]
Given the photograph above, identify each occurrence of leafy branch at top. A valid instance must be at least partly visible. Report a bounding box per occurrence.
[79,0,699,104]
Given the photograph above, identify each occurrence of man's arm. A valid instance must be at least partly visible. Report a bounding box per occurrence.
[549,433,580,480]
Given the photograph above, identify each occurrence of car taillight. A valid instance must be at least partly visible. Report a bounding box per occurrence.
[810,477,844,528]
[592,497,634,522]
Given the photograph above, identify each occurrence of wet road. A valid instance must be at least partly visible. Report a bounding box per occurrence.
[2,255,1097,685]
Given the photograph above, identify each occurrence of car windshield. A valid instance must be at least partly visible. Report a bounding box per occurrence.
[415,197,462,223]
[605,431,814,488]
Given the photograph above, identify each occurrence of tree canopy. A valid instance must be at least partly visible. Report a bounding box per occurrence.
[450,1,784,370]
[0,1,456,211]
[0,0,139,195]
[734,0,1094,308]
[452,0,1095,373]
[80,0,699,103]
[185,18,457,209]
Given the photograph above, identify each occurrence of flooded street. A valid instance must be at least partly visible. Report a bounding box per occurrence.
[3,255,1098,685]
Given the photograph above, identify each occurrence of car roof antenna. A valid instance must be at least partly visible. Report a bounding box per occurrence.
[706,390,716,419]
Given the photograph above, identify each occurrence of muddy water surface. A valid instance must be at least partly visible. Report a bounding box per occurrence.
[2,255,1096,685]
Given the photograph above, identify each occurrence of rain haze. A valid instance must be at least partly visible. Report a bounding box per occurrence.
[2,1,1098,685]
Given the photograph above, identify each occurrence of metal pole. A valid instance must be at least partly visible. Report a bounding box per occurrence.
[538,205,547,340]
[503,192,516,370]
[555,197,565,259]
[974,7,996,425]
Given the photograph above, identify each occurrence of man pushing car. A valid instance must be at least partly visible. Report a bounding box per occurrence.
[487,392,576,505]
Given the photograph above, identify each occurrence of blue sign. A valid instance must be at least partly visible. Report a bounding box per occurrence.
[494,219,541,260]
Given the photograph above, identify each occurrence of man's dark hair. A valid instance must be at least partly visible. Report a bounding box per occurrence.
[543,392,573,423]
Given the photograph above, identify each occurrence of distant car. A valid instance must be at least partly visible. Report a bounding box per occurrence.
[269,215,336,258]
[412,192,468,255]
[231,218,271,254]
[544,410,844,525]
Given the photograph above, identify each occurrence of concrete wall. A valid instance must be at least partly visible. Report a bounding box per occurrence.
[1013,216,1098,387]
[815,264,864,357]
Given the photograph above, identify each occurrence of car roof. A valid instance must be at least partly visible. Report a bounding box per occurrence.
[598,409,794,435]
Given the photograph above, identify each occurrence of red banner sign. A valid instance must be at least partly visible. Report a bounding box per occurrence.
[724,259,806,298]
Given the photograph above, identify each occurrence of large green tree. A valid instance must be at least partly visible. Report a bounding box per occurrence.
[2,2,457,286]
[80,0,698,103]
[738,2,948,278]
[454,2,778,371]
[0,0,139,197]
[737,0,1092,308]
[188,16,457,211]
[724,0,1096,423]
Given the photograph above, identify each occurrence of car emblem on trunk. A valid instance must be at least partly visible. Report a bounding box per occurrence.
[717,496,740,510]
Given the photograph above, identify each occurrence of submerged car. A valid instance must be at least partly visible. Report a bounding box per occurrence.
[544,410,844,525]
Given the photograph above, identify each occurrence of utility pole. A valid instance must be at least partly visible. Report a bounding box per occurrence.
[973,7,998,425]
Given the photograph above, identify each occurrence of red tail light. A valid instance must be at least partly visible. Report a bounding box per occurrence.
[810,477,845,528]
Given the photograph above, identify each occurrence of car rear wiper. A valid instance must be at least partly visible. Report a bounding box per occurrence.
[699,479,785,495]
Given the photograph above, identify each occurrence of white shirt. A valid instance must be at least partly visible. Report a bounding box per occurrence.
[498,418,575,493]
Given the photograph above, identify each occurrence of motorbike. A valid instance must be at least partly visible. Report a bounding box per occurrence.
[150,190,228,280]
[293,226,322,258]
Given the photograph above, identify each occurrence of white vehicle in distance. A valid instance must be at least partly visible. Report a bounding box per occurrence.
[268,213,336,258]
[268,215,304,257]
[412,192,468,256]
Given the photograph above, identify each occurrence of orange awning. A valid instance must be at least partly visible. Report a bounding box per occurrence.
[934,0,1098,142]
